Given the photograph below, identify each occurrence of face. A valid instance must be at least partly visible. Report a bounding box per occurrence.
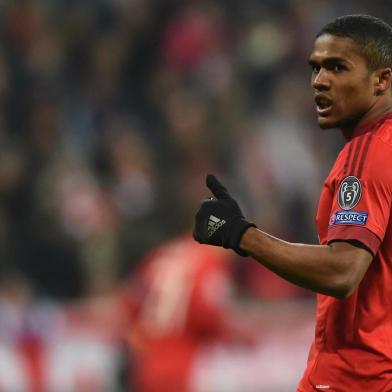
[309,34,377,130]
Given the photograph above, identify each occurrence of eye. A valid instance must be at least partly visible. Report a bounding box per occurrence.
[311,64,320,74]
[332,64,345,72]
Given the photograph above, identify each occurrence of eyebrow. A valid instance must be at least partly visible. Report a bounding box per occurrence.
[308,57,351,67]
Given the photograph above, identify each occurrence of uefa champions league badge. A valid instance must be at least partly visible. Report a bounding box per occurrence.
[330,176,367,226]
[338,176,362,210]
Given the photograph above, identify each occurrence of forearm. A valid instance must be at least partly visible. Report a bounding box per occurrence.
[193,174,372,298]
[240,227,365,298]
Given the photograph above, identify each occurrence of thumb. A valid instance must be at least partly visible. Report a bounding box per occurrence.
[206,174,231,200]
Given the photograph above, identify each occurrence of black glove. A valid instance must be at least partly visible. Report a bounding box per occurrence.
[193,174,256,256]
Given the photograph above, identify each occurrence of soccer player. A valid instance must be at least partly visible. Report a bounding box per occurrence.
[123,233,258,392]
[193,14,392,391]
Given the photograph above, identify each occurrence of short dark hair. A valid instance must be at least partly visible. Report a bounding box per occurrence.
[317,15,392,71]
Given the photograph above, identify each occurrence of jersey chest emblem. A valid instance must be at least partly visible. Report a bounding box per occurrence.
[338,176,362,210]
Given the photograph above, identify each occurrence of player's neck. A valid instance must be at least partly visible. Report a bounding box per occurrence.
[341,98,392,140]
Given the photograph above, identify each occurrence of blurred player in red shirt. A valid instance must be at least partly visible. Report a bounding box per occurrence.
[123,233,256,392]
[193,15,392,391]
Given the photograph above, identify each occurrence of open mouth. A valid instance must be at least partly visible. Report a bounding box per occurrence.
[315,95,333,116]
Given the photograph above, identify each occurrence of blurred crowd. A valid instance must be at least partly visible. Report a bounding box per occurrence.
[0,0,390,390]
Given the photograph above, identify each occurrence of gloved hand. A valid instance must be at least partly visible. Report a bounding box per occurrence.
[193,174,256,256]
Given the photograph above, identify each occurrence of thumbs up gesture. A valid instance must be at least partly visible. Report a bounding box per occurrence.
[193,174,255,256]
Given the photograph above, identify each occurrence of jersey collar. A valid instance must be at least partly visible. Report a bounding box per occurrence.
[345,111,392,140]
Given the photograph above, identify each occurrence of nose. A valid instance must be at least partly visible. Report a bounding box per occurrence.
[312,68,330,91]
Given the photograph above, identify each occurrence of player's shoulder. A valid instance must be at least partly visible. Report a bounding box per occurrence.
[360,130,392,182]
[373,116,392,149]
[331,131,392,184]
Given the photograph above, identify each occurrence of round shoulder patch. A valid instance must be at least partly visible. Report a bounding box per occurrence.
[338,176,362,210]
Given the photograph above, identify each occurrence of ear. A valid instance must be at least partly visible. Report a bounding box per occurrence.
[373,68,392,96]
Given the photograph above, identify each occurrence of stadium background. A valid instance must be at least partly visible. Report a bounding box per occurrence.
[0,1,390,391]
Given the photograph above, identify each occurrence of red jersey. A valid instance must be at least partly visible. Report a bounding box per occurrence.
[298,113,392,392]
[124,234,240,392]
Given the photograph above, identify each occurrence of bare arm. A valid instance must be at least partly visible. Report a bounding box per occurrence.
[240,227,373,299]
[193,175,373,299]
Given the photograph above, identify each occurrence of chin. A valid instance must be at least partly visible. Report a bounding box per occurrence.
[317,117,338,129]
[318,114,361,131]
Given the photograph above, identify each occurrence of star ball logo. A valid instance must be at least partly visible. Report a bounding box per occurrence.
[338,176,362,210]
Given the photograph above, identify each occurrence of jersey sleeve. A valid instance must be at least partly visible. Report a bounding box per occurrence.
[327,136,392,256]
